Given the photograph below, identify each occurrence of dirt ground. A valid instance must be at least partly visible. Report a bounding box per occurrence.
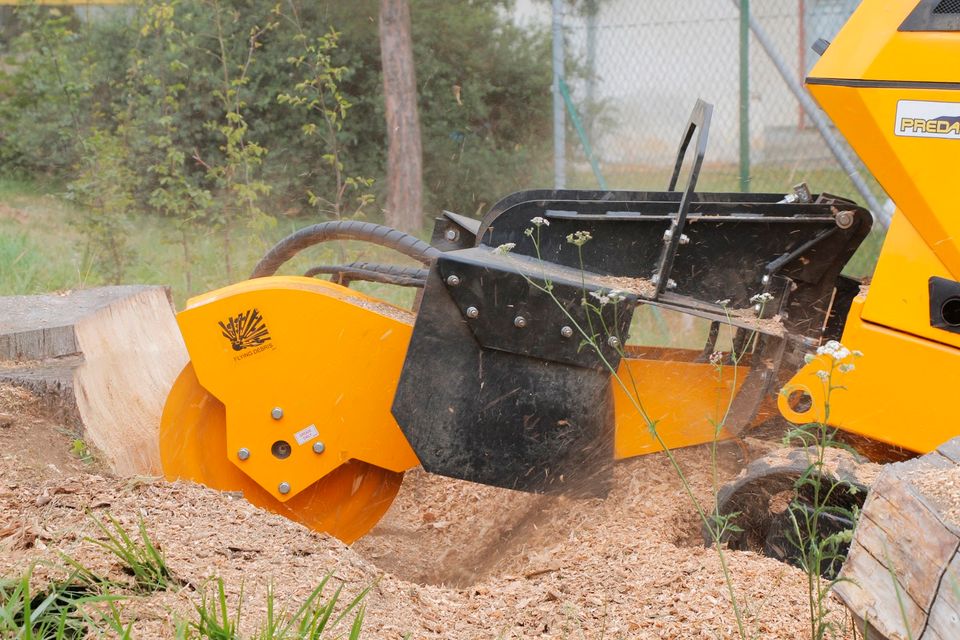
[0,383,857,639]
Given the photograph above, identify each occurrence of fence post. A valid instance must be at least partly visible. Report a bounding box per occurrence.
[552,0,566,190]
[730,0,888,226]
[739,0,750,192]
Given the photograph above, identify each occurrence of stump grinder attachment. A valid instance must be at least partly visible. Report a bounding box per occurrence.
[160,99,876,543]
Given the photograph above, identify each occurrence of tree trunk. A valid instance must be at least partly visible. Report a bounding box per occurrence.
[379,0,423,232]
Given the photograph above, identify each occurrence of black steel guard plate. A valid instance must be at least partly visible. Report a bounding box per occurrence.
[436,248,636,370]
[392,253,629,496]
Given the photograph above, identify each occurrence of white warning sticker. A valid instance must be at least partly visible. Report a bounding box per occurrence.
[895,100,960,140]
[294,424,319,446]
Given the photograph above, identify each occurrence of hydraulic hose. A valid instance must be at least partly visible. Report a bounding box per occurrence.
[250,220,441,279]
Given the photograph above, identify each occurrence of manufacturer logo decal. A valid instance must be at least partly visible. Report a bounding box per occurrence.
[896,100,960,139]
[219,308,272,355]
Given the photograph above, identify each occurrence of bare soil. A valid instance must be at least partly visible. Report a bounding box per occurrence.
[0,383,857,638]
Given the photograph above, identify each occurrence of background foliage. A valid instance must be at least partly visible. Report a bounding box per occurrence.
[0,0,554,227]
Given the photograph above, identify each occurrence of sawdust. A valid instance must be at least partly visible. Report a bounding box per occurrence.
[594,275,657,299]
[908,466,960,526]
[0,382,858,638]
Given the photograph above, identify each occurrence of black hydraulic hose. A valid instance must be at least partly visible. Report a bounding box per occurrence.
[250,220,441,278]
[303,262,428,287]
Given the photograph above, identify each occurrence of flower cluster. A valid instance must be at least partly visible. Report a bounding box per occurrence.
[530,216,550,227]
[804,340,863,378]
[750,292,775,305]
[588,289,626,306]
[493,242,515,255]
[708,351,724,366]
[566,230,592,247]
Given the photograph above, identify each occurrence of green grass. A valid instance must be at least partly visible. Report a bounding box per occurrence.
[0,565,122,639]
[83,513,175,594]
[0,177,418,308]
[188,574,368,640]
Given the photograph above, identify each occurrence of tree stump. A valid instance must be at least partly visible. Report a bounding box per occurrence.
[835,437,960,640]
[0,286,187,476]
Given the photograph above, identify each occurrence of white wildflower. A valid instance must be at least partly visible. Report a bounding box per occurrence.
[716,298,731,307]
[838,363,856,373]
[530,216,550,227]
[750,292,775,305]
[589,290,611,305]
[815,370,830,381]
[608,290,627,304]
[803,353,815,364]
[816,340,850,361]
[852,350,864,358]
[493,242,515,255]
[709,351,724,366]
[566,230,592,247]
[524,227,534,237]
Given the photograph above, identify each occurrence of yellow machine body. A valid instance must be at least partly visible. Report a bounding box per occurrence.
[781,0,960,452]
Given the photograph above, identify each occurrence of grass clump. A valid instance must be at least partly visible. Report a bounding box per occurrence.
[0,564,121,640]
[85,513,175,594]
[187,573,368,640]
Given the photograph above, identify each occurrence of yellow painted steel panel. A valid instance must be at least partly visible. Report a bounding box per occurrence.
[176,276,419,502]
[807,83,960,280]
[780,298,960,454]
[613,356,743,459]
[810,0,960,85]
[861,211,960,349]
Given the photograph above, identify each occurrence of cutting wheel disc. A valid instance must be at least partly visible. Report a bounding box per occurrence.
[160,363,403,544]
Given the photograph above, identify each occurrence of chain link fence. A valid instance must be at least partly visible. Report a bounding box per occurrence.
[516,0,889,227]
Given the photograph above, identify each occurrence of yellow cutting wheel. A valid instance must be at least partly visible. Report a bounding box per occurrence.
[159,276,420,544]
[160,363,403,543]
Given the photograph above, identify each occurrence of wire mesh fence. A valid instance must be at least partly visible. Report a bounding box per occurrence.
[518,0,888,223]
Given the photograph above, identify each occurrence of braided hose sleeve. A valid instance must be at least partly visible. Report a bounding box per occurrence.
[250,220,441,278]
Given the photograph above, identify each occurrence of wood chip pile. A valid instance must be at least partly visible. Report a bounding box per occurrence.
[0,383,856,638]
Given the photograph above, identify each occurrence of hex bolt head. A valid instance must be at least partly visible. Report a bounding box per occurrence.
[237,448,250,461]
[835,210,855,229]
[513,316,527,329]
[446,274,461,287]
[466,306,479,319]
[560,325,574,338]
[278,481,291,495]
[271,407,284,420]
[607,336,621,349]
[312,441,326,454]
[445,228,459,241]
[678,233,690,245]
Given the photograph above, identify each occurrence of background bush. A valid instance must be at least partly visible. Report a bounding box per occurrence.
[0,0,555,223]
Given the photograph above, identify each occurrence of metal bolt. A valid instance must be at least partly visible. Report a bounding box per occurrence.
[662,229,673,242]
[678,234,690,245]
[466,306,479,319]
[278,482,291,495]
[312,441,326,454]
[446,274,461,287]
[513,316,527,328]
[560,325,574,338]
[666,279,677,290]
[445,229,459,242]
[237,448,250,461]
[607,336,621,349]
[835,210,855,229]
[271,407,283,420]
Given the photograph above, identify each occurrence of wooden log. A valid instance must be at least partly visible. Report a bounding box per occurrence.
[833,438,960,640]
[0,286,187,476]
